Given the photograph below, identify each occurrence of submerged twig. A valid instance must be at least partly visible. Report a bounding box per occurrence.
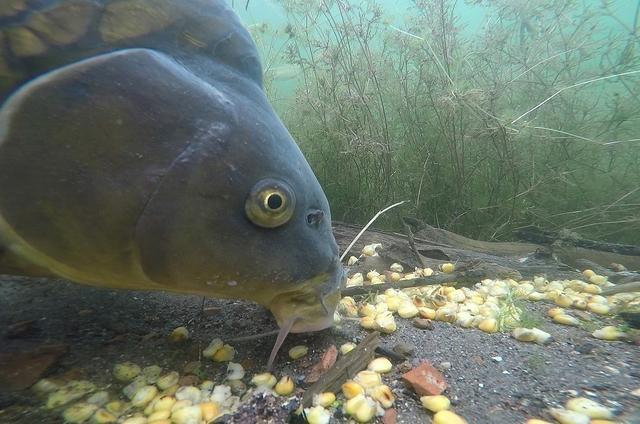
[340,200,408,261]
[227,329,279,344]
[511,70,640,124]
[403,219,426,268]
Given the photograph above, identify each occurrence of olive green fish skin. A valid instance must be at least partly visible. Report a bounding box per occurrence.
[0,0,343,334]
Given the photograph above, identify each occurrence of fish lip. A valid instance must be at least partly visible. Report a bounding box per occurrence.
[269,257,344,334]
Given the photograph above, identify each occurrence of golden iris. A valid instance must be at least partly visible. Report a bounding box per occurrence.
[245,179,295,228]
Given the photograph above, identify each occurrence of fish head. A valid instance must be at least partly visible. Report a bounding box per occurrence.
[133,57,344,339]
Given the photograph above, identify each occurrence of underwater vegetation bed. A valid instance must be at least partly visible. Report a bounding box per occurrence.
[250,0,640,244]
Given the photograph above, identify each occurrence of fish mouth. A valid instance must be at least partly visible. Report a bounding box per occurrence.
[267,258,344,333]
[264,258,344,369]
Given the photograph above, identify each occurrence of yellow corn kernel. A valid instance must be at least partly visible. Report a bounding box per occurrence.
[274,376,295,396]
[478,318,498,333]
[433,410,468,424]
[367,357,392,373]
[288,345,308,360]
[420,395,450,412]
[341,380,364,399]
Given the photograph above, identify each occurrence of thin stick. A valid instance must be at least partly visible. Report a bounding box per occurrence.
[339,200,408,261]
[227,329,279,344]
[507,43,586,85]
[388,25,455,88]
[511,70,640,124]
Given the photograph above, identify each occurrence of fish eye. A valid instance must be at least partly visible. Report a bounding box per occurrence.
[245,179,296,228]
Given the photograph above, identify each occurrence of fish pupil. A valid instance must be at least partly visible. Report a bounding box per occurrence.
[266,193,283,210]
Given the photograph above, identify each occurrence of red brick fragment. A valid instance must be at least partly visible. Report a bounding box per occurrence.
[401,361,447,396]
[382,408,397,424]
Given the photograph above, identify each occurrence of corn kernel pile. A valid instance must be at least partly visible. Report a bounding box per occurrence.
[27,241,635,424]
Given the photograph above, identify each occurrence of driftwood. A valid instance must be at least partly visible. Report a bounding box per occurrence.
[334,219,639,294]
[516,226,640,256]
[301,331,380,407]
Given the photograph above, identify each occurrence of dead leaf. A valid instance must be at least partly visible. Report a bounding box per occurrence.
[306,345,338,383]
[0,344,67,391]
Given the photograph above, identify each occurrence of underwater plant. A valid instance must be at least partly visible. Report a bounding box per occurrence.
[261,0,640,243]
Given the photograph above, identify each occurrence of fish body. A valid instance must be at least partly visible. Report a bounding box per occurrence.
[0,0,343,363]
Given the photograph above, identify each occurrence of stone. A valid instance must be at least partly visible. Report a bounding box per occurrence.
[412,318,434,330]
[392,342,415,357]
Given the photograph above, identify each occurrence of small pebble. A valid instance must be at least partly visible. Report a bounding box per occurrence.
[412,318,434,330]
[393,342,415,357]
[183,361,201,375]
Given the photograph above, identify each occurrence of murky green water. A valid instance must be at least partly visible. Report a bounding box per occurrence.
[234,0,640,245]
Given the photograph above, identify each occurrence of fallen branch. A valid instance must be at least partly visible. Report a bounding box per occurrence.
[516,226,640,256]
